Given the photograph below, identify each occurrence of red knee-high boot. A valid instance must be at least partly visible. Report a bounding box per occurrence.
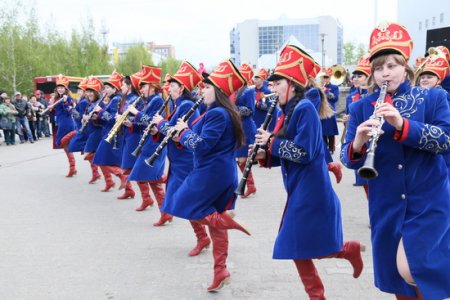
[207,226,230,292]
[135,181,154,211]
[109,166,127,190]
[294,259,325,300]
[88,160,101,184]
[150,182,173,226]
[319,241,365,278]
[188,221,211,256]
[99,165,115,192]
[117,179,135,200]
[196,211,251,236]
[64,149,77,177]
[327,162,342,184]
[237,161,256,198]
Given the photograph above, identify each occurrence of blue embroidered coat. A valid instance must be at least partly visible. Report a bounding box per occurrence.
[321,83,339,136]
[253,84,279,131]
[340,81,450,299]
[235,87,257,157]
[83,100,104,153]
[93,93,124,166]
[54,96,76,147]
[163,103,237,219]
[68,97,89,152]
[263,97,343,259]
[120,93,144,170]
[128,94,167,181]
[157,95,199,213]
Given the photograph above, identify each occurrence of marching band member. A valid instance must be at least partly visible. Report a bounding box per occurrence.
[115,71,145,200]
[235,63,258,198]
[320,68,340,154]
[93,71,128,191]
[256,44,364,299]
[169,59,250,292]
[151,62,211,257]
[343,55,371,196]
[416,53,449,90]
[253,68,278,131]
[127,66,167,212]
[53,75,77,177]
[340,22,450,299]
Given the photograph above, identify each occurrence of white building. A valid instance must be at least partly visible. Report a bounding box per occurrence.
[230,15,343,70]
[397,0,450,61]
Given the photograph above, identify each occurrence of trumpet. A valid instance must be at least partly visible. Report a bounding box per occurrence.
[39,96,66,115]
[413,47,447,84]
[357,81,388,180]
[131,96,172,157]
[105,95,143,144]
[235,93,279,195]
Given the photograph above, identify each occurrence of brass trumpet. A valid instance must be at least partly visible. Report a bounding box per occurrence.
[105,95,143,144]
[413,47,447,84]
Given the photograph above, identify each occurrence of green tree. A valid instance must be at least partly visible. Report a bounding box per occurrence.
[116,44,154,75]
[158,56,182,79]
[343,41,369,65]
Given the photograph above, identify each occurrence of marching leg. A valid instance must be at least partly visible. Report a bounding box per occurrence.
[294,259,325,300]
[188,221,211,256]
[135,181,154,211]
[207,226,230,292]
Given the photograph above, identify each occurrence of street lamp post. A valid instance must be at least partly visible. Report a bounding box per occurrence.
[320,33,327,67]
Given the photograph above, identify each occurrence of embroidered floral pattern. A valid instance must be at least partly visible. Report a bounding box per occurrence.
[137,114,151,126]
[183,132,203,149]
[101,111,112,121]
[159,123,171,136]
[278,140,307,163]
[418,124,450,153]
[237,106,252,117]
[393,87,426,118]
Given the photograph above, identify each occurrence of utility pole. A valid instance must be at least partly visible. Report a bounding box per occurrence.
[320,33,327,67]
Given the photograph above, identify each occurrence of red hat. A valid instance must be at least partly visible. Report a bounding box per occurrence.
[369,21,413,62]
[421,57,450,80]
[322,67,333,77]
[86,76,103,93]
[436,46,450,63]
[268,44,316,87]
[254,68,269,81]
[56,74,69,88]
[78,77,89,91]
[105,71,124,90]
[353,54,371,77]
[239,64,254,85]
[168,61,203,92]
[415,56,427,68]
[309,62,321,79]
[204,59,246,97]
[130,68,145,91]
[140,65,162,85]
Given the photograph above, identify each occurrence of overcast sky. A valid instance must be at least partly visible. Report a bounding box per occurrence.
[18,0,397,69]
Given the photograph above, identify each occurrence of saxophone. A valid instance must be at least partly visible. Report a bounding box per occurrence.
[105,95,143,144]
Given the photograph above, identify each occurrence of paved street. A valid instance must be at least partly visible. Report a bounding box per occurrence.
[0,132,392,300]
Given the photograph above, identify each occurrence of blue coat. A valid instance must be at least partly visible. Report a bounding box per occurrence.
[321,83,339,136]
[83,100,104,153]
[120,93,144,170]
[68,97,89,152]
[163,104,237,219]
[253,85,279,131]
[93,93,124,166]
[263,97,343,259]
[157,95,199,212]
[128,94,167,181]
[340,81,450,299]
[54,96,76,147]
[235,88,257,157]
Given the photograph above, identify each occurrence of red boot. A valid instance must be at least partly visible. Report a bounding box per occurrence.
[188,221,211,256]
[294,259,325,300]
[117,181,135,200]
[99,165,115,192]
[64,150,77,177]
[238,161,256,198]
[109,166,127,190]
[88,161,101,184]
[150,182,172,226]
[207,226,230,292]
[196,211,251,236]
[320,241,365,278]
[327,162,342,184]
[136,181,154,211]
[153,212,173,226]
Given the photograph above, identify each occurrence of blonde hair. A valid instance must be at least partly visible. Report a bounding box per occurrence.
[307,78,334,119]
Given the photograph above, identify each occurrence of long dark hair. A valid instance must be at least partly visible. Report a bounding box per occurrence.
[54,86,69,99]
[275,80,305,138]
[213,86,245,148]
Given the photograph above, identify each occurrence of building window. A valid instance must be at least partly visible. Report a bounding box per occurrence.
[432,16,436,26]
[440,13,444,23]
[425,19,428,28]
[419,21,422,30]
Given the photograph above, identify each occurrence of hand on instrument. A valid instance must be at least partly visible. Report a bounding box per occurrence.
[254,148,267,160]
[375,102,403,131]
[174,119,188,133]
[127,105,138,115]
[255,128,271,146]
[94,105,102,112]
[115,114,122,122]
[152,114,163,125]
[149,126,158,136]
[353,118,384,153]
[123,119,132,127]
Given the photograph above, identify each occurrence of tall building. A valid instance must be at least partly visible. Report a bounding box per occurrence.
[397,0,450,61]
[230,15,343,69]
[109,41,175,65]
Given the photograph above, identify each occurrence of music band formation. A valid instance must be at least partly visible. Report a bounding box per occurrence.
[46,21,450,299]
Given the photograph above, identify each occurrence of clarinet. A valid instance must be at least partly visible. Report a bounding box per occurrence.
[145,97,203,167]
[79,95,107,134]
[357,81,388,180]
[235,93,278,195]
[132,96,172,157]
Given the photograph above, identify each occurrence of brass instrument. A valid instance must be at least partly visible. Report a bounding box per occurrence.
[39,96,66,115]
[330,65,347,86]
[357,81,388,180]
[105,95,143,143]
[413,47,446,84]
